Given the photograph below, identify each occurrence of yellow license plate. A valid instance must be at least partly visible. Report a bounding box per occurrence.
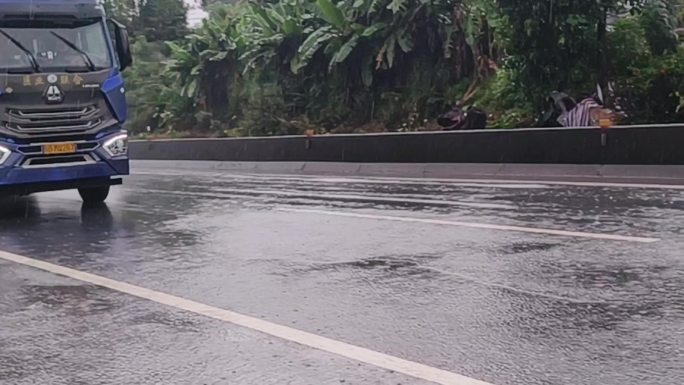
[43,143,77,155]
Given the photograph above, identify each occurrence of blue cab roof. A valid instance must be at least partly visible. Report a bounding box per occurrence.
[0,0,105,19]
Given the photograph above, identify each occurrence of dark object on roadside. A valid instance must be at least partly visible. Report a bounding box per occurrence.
[539,91,577,127]
[540,86,622,127]
[438,104,487,130]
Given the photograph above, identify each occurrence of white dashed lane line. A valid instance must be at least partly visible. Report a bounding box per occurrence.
[277,208,660,243]
[0,249,493,385]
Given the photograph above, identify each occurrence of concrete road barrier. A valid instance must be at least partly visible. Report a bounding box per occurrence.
[130,125,684,165]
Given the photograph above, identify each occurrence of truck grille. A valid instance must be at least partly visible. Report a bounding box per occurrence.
[22,153,96,168]
[4,105,102,134]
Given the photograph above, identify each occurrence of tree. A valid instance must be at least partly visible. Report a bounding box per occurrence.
[125,37,170,131]
[103,0,138,33]
[496,0,648,102]
[129,0,683,133]
[201,0,239,6]
[640,0,678,54]
[166,4,250,122]
[163,0,502,132]
[139,0,189,42]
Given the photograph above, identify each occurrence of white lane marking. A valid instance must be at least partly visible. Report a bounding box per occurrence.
[313,177,550,189]
[211,187,516,210]
[241,173,684,190]
[132,169,684,190]
[133,170,549,189]
[277,208,660,243]
[0,250,493,385]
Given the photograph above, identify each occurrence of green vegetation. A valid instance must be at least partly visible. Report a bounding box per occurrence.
[106,0,684,136]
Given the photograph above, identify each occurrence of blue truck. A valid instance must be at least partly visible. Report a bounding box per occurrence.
[0,0,132,204]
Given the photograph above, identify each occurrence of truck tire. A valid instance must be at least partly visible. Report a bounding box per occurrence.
[78,186,110,204]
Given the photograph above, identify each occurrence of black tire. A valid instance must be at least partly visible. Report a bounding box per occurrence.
[78,186,110,204]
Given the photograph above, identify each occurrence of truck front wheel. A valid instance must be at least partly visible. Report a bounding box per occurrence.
[78,186,110,204]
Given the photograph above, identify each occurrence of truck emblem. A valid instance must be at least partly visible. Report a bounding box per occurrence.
[44,85,64,104]
[47,74,58,84]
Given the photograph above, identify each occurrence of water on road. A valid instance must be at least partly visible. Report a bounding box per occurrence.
[0,161,682,385]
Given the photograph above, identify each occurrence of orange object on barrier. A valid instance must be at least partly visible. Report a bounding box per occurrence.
[589,106,614,128]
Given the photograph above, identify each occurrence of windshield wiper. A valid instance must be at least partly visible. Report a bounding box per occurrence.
[5,67,36,74]
[0,28,40,73]
[50,32,96,71]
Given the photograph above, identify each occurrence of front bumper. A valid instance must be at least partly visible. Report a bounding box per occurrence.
[0,130,129,193]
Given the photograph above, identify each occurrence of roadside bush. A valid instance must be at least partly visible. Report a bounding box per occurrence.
[608,16,684,124]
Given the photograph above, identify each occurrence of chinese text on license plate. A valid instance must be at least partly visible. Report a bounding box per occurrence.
[43,143,77,155]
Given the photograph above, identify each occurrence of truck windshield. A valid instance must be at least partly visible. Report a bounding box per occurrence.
[0,19,111,72]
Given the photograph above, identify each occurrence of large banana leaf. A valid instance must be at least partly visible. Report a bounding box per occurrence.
[292,26,336,73]
[317,0,348,31]
[329,35,360,70]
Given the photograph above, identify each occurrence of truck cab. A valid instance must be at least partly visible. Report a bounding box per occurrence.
[0,0,132,204]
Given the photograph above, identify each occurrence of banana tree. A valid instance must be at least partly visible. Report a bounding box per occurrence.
[240,0,317,73]
[291,0,387,87]
[165,4,249,119]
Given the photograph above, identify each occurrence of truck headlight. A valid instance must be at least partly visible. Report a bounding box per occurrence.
[0,145,11,165]
[103,134,128,157]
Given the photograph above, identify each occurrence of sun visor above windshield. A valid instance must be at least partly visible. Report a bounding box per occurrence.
[0,0,105,20]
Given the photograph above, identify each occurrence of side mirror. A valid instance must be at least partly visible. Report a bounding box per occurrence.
[110,19,132,71]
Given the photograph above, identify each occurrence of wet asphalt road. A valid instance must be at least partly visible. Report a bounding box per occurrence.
[0,161,683,385]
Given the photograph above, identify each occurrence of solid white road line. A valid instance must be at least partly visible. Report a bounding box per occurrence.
[277,208,660,243]
[132,169,684,190]
[296,175,684,190]
[246,174,684,190]
[311,177,551,189]
[0,250,493,385]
